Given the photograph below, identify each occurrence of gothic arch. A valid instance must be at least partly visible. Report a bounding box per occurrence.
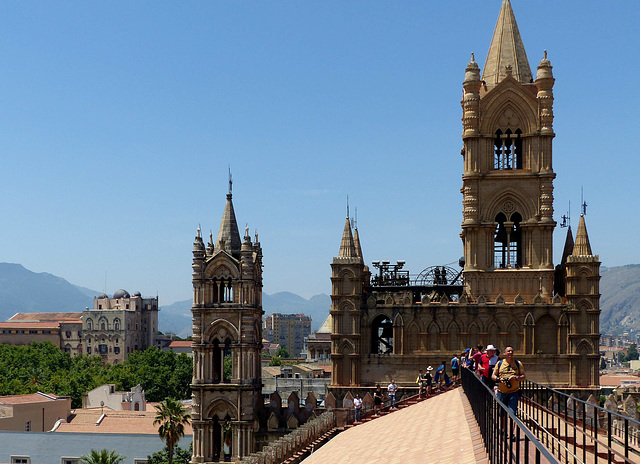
[204,398,238,421]
[338,269,355,279]
[575,339,593,355]
[467,322,480,349]
[481,188,535,223]
[205,259,240,280]
[339,301,355,312]
[204,319,239,343]
[338,338,355,355]
[406,321,420,353]
[506,322,521,351]
[535,314,558,354]
[447,321,461,352]
[480,83,537,134]
[427,321,441,351]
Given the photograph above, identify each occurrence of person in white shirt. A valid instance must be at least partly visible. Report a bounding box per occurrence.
[354,393,363,422]
[387,379,399,408]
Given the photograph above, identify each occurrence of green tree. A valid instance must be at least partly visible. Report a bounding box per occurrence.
[269,356,282,366]
[147,443,192,464]
[275,347,290,359]
[154,398,192,464]
[81,449,125,464]
[600,357,607,370]
[628,344,639,361]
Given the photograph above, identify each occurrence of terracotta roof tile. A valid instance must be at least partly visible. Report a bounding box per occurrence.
[0,392,60,404]
[55,408,193,435]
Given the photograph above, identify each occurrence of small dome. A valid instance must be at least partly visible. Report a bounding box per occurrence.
[133,291,142,297]
[97,293,109,299]
[113,289,130,299]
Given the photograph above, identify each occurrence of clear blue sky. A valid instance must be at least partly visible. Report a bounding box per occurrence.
[1,1,638,305]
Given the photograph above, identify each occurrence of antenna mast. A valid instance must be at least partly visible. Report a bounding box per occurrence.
[228,166,233,195]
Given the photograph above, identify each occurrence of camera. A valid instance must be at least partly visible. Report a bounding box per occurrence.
[505,379,512,389]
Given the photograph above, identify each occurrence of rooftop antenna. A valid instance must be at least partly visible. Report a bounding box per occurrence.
[104,271,107,294]
[560,201,570,228]
[346,195,350,219]
[353,206,358,229]
[581,187,587,216]
[228,166,233,195]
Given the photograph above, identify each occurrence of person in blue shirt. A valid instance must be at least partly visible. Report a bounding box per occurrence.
[434,361,452,390]
[451,354,460,384]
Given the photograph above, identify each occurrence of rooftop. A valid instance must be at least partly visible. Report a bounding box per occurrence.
[302,388,485,464]
[0,392,61,405]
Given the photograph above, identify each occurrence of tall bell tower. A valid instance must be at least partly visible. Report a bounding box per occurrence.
[190,179,263,463]
[461,0,556,302]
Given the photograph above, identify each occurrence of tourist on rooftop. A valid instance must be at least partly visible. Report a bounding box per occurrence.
[434,361,451,390]
[425,366,434,395]
[416,369,426,397]
[472,345,484,374]
[373,385,383,416]
[481,344,499,390]
[387,379,399,409]
[492,345,525,416]
[354,393,363,422]
[451,353,460,383]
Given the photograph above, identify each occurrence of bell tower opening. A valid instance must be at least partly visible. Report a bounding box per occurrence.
[494,128,522,170]
[494,212,522,268]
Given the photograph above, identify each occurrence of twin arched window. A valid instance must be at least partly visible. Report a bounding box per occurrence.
[494,129,522,170]
[494,212,522,268]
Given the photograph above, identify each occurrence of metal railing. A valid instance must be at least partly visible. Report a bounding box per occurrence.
[519,380,640,464]
[461,367,559,463]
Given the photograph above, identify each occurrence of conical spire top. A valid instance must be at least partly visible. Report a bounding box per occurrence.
[560,225,574,265]
[353,225,364,261]
[216,190,242,255]
[482,0,532,86]
[338,216,357,258]
[572,215,593,256]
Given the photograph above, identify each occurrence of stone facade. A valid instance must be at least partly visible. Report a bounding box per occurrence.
[83,290,158,364]
[190,185,264,463]
[329,0,600,395]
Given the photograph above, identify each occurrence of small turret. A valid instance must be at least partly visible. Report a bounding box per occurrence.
[572,215,593,256]
[338,217,357,258]
[463,53,482,137]
[536,50,555,135]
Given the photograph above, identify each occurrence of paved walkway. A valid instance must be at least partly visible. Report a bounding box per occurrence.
[302,388,487,464]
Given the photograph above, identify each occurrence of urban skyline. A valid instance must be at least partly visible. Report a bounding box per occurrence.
[1,1,638,305]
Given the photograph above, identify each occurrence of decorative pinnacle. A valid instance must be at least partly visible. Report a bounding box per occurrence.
[471,52,475,62]
[197,225,201,238]
[228,166,233,195]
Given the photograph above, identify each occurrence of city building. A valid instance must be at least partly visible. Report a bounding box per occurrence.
[329,0,600,397]
[304,314,331,363]
[0,313,83,354]
[264,313,311,357]
[82,290,159,364]
[82,384,148,411]
[0,392,71,433]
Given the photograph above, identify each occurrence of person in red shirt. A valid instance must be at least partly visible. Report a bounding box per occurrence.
[480,345,498,389]
[472,345,484,374]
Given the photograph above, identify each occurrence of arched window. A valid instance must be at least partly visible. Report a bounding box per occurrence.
[370,315,393,354]
[86,319,93,330]
[114,319,120,330]
[494,128,522,170]
[494,212,522,268]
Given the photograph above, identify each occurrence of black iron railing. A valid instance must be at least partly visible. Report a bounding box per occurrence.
[519,379,640,464]
[461,367,559,463]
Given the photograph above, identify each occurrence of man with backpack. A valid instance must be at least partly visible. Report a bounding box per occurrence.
[491,345,525,415]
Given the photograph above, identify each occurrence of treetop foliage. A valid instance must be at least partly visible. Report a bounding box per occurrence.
[0,342,193,407]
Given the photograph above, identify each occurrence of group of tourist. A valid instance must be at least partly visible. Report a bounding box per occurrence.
[353,344,526,423]
[353,379,399,422]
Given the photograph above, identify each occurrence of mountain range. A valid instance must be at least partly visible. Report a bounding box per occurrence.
[0,261,636,337]
[0,263,330,338]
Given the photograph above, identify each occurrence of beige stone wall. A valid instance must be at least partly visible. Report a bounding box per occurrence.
[0,396,70,432]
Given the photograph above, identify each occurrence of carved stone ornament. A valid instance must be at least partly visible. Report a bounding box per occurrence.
[498,107,520,128]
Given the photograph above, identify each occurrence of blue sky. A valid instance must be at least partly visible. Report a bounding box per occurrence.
[1,1,638,305]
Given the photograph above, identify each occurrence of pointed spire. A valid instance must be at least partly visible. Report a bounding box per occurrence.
[482,0,532,86]
[572,215,593,256]
[338,216,357,258]
[353,226,363,261]
[560,225,574,265]
[216,191,242,255]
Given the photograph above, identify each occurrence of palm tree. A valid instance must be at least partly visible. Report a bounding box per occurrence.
[80,449,125,464]
[154,398,192,464]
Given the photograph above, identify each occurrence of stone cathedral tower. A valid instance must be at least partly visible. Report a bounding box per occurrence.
[190,182,263,463]
[329,0,600,396]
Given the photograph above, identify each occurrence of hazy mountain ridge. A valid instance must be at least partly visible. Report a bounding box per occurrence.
[0,263,95,322]
[3,261,635,336]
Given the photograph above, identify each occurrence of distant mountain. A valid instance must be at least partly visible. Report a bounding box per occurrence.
[0,263,95,321]
[600,265,640,334]
[7,259,635,337]
[158,292,331,338]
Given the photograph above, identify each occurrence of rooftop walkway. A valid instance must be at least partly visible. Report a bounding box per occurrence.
[301,387,488,464]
